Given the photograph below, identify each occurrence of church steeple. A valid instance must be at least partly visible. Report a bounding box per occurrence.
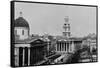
[63,16,71,38]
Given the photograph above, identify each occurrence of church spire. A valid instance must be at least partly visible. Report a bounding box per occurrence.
[63,16,71,38]
[64,16,69,23]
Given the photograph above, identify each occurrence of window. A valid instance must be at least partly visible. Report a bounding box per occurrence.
[22,30,24,35]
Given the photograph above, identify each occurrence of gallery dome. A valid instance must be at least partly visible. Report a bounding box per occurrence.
[15,17,29,28]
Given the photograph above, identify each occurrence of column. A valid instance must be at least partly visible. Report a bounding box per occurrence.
[61,42,62,52]
[65,43,66,51]
[28,47,30,66]
[57,43,60,51]
[23,47,25,66]
[59,43,61,51]
[47,42,49,51]
[56,44,57,51]
[59,43,60,51]
[70,41,72,52]
[64,42,66,51]
[17,48,19,66]
[68,43,69,53]
[56,43,58,51]
[60,42,62,51]
[15,47,19,66]
[63,43,64,51]
[69,42,71,53]
[66,43,67,52]
[62,43,64,52]
[68,42,70,53]
[63,42,65,51]
[62,42,64,51]
[72,41,74,52]
[62,43,63,51]
[57,43,58,51]
[58,44,59,51]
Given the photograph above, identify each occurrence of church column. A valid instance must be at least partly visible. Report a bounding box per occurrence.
[59,43,61,51]
[23,47,25,66]
[28,47,30,66]
[57,43,59,51]
[56,42,59,51]
[56,44,57,51]
[59,43,60,51]
[63,42,65,51]
[65,43,66,51]
[57,43,58,51]
[60,42,61,51]
[68,41,70,53]
[68,43,69,53]
[60,43,61,51]
[69,41,71,53]
[69,41,72,52]
[60,42,62,51]
[62,42,64,51]
[58,44,59,51]
[63,42,64,51]
[72,41,74,52]
[64,42,66,51]
[62,42,63,51]
[62,43,65,51]
[47,42,49,51]
[66,43,67,53]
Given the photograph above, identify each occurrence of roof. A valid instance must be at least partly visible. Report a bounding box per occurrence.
[15,38,47,47]
[55,36,82,42]
[15,36,49,44]
[82,34,97,40]
[14,17,29,28]
[15,37,40,44]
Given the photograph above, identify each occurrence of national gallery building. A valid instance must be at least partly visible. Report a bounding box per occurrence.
[13,12,48,67]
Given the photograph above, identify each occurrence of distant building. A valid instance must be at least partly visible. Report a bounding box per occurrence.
[55,17,82,54]
[82,33,97,53]
[55,37,82,54]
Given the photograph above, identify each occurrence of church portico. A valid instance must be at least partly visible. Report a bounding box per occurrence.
[55,40,74,54]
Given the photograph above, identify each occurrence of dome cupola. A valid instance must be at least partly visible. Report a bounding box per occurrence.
[14,12,29,28]
[14,12,30,40]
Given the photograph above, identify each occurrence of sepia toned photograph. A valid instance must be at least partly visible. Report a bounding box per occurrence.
[11,1,98,67]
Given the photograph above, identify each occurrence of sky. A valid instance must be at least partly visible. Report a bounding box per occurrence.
[15,2,97,37]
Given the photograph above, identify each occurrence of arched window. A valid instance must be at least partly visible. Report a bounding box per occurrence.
[22,30,24,35]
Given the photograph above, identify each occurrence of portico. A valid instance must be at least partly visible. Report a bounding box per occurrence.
[14,44,31,66]
[56,40,74,54]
